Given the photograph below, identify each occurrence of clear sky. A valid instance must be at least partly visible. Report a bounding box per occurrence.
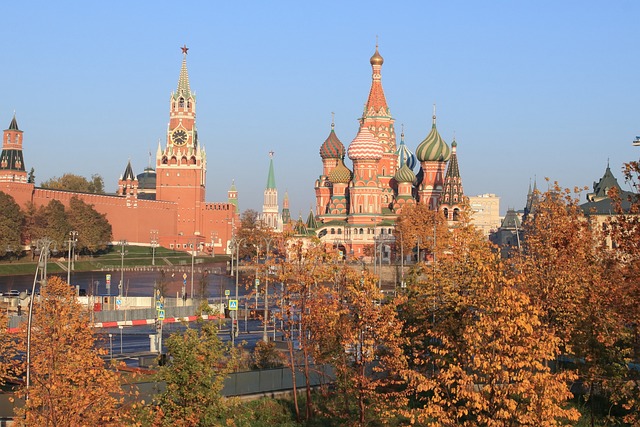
[2,1,639,217]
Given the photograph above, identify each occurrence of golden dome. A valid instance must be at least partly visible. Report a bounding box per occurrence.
[370,46,384,66]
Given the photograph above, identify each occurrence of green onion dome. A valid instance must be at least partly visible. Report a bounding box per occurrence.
[415,115,450,162]
[394,164,416,183]
[328,158,352,184]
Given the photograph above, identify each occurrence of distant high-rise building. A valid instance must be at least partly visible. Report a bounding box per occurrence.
[468,193,501,237]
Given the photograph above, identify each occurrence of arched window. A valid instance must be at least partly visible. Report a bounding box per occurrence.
[443,208,449,219]
[453,208,460,221]
[179,98,185,108]
[190,156,196,165]
[337,229,342,234]
[187,100,191,108]
[330,228,335,235]
[359,228,364,235]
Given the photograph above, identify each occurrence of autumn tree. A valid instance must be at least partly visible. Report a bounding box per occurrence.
[35,199,70,248]
[67,196,112,254]
[396,203,579,425]
[395,203,451,264]
[149,320,234,426]
[0,191,23,257]
[0,310,19,388]
[516,181,631,424]
[40,172,105,194]
[318,267,407,426]
[599,163,640,424]
[274,236,334,421]
[236,209,271,260]
[14,276,125,426]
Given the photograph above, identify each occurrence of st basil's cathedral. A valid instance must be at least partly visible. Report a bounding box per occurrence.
[312,45,466,260]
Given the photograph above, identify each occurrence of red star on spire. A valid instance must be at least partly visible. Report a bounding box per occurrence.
[181,45,189,55]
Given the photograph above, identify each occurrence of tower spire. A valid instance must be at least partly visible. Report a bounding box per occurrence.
[266,151,276,189]
[177,45,191,97]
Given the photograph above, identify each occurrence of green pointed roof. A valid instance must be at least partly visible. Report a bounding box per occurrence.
[266,156,276,189]
[306,209,318,230]
[173,47,193,100]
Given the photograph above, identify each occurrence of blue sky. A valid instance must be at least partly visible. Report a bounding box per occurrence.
[2,1,639,217]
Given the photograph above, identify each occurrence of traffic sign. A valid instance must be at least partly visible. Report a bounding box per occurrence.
[115,298,121,310]
[183,273,187,280]
[106,274,111,285]
[158,309,165,320]
[229,299,238,310]
[156,301,164,310]
[255,279,260,286]
[224,290,230,297]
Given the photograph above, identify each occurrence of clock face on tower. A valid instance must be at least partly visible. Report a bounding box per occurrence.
[172,129,188,146]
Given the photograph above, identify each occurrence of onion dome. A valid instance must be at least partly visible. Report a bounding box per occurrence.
[319,122,345,159]
[415,112,450,162]
[328,158,352,183]
[370,45,384,66]
[396,130,417,170]
[394,164,416,183]
[347,126,383,160]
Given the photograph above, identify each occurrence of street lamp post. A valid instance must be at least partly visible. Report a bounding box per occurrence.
[67,231,78,286]
[26,238,57,397]
[118,240,128,297]
[190,242,195,302]
[262,237,273,343]
[109,333,113,360]
[231,237,246,346]
[150,230,158,266]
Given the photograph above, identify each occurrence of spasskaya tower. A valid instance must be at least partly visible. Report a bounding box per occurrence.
[156,45,207,245]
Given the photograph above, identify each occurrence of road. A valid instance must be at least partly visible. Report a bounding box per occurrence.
[98,319,282,357]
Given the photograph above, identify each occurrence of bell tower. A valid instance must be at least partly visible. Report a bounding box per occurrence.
[156,45,207,243]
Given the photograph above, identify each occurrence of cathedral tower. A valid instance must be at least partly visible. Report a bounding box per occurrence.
[440,138,465,221]
[360,44,396,210]
[155,46,207,242]
[415,108,450,209]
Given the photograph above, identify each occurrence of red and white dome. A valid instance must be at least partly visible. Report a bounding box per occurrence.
[347,126,383,161]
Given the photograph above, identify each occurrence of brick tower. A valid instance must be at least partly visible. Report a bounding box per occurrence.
[156,45,207,245]
[0,115,27,183]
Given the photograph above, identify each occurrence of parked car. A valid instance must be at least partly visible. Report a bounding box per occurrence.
[7,290,20,297]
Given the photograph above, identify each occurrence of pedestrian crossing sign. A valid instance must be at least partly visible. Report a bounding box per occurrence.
[229,299,238,310]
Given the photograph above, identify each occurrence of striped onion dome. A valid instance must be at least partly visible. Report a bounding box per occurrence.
[347,126,383,160]
[394,164,416,183]
[328,158,352,183]
[396,131,417,170]
[319,123,345,159]
[415,115,450,162]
